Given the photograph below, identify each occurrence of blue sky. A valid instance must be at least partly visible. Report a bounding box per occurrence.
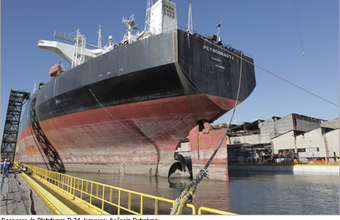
[1,0,339,138]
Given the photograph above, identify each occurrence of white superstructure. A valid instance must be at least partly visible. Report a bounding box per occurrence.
[38,0,178,70]
[150,0,177,35]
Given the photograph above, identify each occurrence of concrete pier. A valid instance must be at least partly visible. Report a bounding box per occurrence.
[229,164,339,174]
[1,170,52,215]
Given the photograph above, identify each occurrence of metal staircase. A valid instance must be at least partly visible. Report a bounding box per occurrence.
[1,90,30,160]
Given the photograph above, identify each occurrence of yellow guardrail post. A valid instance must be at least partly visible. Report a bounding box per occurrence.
[90,182,93,205]
[118,189,121,215]
[140,195,144,214]
[154,199,159,215]
[128,192,132,210]
[101,185,105,214]
[109,188,113,203]
[80,179,84,200]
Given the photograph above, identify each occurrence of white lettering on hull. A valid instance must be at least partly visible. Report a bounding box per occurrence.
[203,45,234,60]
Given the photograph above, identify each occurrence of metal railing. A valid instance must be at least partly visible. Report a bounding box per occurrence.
[18,163,235,215]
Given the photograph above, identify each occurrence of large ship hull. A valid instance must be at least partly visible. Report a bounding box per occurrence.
[15,30,256,178]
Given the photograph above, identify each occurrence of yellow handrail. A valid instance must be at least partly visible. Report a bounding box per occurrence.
[18,164,203,214]
[16,163,236,215]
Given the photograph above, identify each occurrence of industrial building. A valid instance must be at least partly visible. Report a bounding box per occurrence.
[223,114,339,163]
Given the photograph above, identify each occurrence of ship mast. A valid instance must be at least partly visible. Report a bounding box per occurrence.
[73,29,86,68]
[187,0,193,34]
[97,25,102,48]
[216,20,222,42]
[122,14,138,43]
[145,0,153,32]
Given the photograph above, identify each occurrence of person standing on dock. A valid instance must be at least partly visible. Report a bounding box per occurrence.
[0,159,4,174]
[5,158,12,177]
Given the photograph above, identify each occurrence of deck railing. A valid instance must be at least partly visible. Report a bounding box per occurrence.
[17,163,235,215]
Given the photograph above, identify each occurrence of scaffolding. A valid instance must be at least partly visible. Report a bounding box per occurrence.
[1,90,30,161]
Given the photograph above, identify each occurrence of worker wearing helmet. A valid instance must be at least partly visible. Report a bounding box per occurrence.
[5,158,12,177]
[1,159,4,174]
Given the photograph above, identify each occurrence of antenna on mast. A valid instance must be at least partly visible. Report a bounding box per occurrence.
[187,0,193,34]
[145,0,153,32]
[216,20,222,42]
[97,24,102,48]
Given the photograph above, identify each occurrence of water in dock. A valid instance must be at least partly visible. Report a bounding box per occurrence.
[65,170,339,215]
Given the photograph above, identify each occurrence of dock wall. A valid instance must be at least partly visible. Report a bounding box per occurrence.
[229,165,339,174]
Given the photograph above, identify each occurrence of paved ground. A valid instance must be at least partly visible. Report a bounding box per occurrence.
[1,170,52,215]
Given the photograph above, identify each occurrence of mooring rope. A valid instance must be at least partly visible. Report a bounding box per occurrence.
[229,49,338,108]
[170,53,244,215]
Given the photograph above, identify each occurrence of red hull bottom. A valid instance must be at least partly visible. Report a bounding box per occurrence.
[16,94,235,180]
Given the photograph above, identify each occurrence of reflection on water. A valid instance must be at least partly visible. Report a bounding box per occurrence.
[66,170,339,215]
[168,178,192,189]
